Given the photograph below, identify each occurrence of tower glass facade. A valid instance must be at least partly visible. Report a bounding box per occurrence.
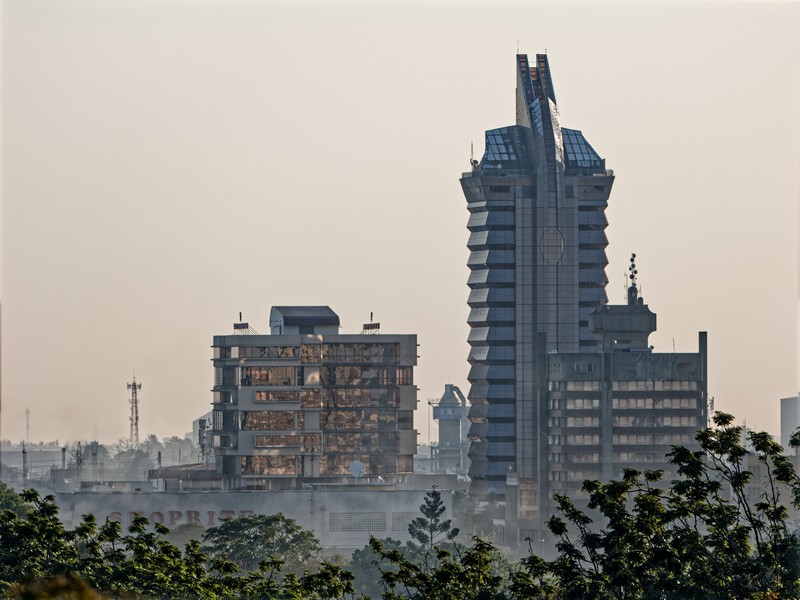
[460,54,614,496]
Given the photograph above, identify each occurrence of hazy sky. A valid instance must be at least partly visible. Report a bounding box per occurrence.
[2,0,798,445]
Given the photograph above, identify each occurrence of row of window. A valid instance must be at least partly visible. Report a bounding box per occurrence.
[549,380,699,392]
[549,434,600,446]
[241,411,304,431]
[549,398,601,410]
[549,432,695,446]
[237,346,298,359]
[240,453,413,477]
[320,409,406,431]
[549,470,595,482]
[324,432,400,453]
[612,398,697,410]
[327,511,417,533]
[613,416,698,428]
[254,434,321,453]
[615,452,668,463]
[549,416,600,428]
[613,433,693,445]
[254,388,402,409]
[230,409,411,433]
[223,365,414,387]
[549,452,599,464]
[550,381,601,391]
[614,380,698,391]
[241,455,297,476]
[548,397,699,411]
[321,366,413,386]
[218,343,402,364]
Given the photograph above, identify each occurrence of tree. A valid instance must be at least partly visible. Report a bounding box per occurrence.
[0,482,31,517]
[202,513,321,574]
[0,488,358,598]
[0,490,80,590]
[407,486,460,557]
[349,537,406,598]
[370,536,511,600]
[546,412,800,599]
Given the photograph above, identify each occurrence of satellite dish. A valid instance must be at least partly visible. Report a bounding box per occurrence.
[349,460,366,479]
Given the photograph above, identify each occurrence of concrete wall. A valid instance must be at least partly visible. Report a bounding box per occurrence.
[55,487,449,552]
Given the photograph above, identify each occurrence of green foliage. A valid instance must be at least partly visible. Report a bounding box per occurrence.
[407,486,460,557]
[545,412,800,599]
[202,512,321,573]
[349,537,406,598]
[0,482,31,517]
[0,491,355,599]
[4,413,800,599]
[369,536,515,600]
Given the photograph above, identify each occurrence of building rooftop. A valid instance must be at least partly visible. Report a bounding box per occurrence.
[270,306,340,327]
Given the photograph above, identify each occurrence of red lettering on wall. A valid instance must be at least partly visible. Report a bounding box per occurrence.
[168,511,183,526]
[128,512,143,524]
[149,512,164,525]
[219,510,235,520]
[109,512,122,523]
[239,510,254,517]
[186,511,201,525]
[207,511,216,527]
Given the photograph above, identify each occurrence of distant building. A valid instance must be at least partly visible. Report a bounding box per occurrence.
[55,487,450,553]
[508,283,709,542]
[781,395,800,452]
[431,384,470,474]
[211,306,418,489]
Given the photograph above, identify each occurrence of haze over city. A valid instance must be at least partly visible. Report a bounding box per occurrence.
[2,0,798,446]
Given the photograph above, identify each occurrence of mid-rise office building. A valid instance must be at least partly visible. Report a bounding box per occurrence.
[211,306,418,489]
[460,54,614,495]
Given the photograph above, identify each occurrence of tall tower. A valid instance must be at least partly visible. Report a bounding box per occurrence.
[127,374,141,447]
[460,54,614,496]
[431,384,470,473]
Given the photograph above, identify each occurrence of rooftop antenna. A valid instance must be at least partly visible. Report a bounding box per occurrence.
[362,312,380,335]
[25,408,30,446]
[233,312,259,335]
[627,253,639,306]
[517,40,519,54]
[469,141,480,171]
[127,373,142,447]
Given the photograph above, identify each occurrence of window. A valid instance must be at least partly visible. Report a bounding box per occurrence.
[301,344,322,363]
[241,455,297,476]
[239,346,298,359]
[392,512,417,532]
[241,366,296,386]
[255,390,300,402]
[329,512,386,532]
[241,411,303,431]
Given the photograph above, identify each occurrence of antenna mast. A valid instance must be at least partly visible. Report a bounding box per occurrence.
[627,253,639,306]
[127,374,142,447]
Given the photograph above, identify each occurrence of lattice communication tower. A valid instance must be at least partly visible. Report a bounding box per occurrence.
[127,374,142,446]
